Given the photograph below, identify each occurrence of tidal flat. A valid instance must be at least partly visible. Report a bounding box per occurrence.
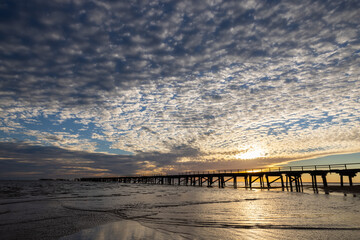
[1,181,360,240]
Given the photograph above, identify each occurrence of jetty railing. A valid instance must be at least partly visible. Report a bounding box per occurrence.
[177,163,360,175]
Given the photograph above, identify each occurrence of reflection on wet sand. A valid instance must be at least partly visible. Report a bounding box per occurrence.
[61,220,186,240]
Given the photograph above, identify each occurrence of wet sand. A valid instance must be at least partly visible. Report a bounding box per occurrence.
[0,200,120,240]
[1,181,360,240]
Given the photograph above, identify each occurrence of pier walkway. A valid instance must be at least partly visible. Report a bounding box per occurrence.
[80,163,360,193]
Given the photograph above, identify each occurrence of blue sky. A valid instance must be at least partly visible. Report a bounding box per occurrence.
[0,0,360,179]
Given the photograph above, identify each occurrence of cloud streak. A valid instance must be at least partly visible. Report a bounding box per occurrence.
[0,0,360,178]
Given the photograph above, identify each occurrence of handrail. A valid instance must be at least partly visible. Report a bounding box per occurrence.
[175,163,360,176]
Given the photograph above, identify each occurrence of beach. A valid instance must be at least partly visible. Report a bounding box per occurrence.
[1,180,360,240]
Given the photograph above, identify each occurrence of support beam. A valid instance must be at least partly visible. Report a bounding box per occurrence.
[289,176,293,192]
[312,175,318,193]
[321,174,328,188]
[208,176,213,187]
[349,175,353,186]
[340,175,344,187]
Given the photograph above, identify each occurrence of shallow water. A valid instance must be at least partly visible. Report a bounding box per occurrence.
[1,181,360,239]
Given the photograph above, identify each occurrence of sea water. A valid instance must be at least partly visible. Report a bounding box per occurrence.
[0,180,359,239]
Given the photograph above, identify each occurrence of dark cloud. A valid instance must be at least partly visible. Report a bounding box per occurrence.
[0,141,137,179]
[0,141,202,179]
[1,0,358,107]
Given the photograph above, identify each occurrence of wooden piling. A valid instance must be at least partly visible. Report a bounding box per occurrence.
[349,175,353,186]
[321,174,328,188]
[280,175,284,190]
[208,176,213,187]
[266,175,270,189]
[340,175,344,187]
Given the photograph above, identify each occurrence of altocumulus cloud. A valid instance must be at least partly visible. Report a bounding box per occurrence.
[0,0,360,178]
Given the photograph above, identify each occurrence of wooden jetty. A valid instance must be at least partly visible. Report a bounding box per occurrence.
[80,163,360,193]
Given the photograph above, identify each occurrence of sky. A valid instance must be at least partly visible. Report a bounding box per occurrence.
[0,0,360,179]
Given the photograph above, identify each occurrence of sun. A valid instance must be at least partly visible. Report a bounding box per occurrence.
[235,147,265,160]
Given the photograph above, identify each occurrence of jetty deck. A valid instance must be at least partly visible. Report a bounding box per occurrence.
[80,163,360,193]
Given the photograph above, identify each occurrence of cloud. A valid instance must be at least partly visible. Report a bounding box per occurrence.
[0,142,135,179]
[0,141,202,179]
[0,0,360,177]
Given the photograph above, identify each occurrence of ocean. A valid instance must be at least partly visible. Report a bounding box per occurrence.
[0,180,359,239]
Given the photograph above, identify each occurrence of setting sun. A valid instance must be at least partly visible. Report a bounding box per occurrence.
[236,148,265,160]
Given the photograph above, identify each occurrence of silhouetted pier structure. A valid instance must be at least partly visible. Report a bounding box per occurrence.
[80,163,360,193]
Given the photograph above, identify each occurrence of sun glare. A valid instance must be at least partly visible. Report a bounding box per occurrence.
[236,148,265,160]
